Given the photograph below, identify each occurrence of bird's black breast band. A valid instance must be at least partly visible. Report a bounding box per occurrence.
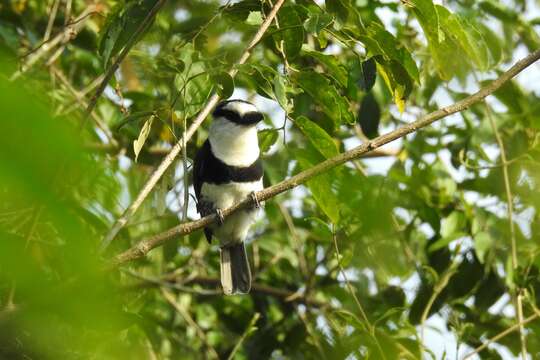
[193,140,263,198]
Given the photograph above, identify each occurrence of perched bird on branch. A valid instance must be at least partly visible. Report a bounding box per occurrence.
[193,99,264,295]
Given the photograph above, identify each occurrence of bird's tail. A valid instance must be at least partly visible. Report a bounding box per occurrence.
[220,242,251,295]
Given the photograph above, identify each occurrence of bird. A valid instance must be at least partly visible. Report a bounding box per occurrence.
[193,99,264,295]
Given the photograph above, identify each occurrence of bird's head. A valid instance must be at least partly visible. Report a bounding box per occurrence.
[212,99,263,126]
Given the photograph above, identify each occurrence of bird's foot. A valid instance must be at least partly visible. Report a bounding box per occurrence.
[215,208,224,225]
[250,191,261,209]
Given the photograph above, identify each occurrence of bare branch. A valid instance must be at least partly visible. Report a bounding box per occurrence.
[108,49,540,267]
[100,0,288,250]
[462,312,540,360]
[227,312,260,360]
[161,288,220,359]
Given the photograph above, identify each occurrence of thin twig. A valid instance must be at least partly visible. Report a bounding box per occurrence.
[100,0,288,251]
[227,312,260,360]
[44,0,61,42]
[160,288,220,359]
[331,224,388,358]
[331,225,370,327]
[461,313,540,360]
[420,258,459,352]
[108,49,540,267]
[64,0,73,26]
[128,274,328,307]
[484,100,527,359]
[50,66,116,144]
[277,203,308,277]
[298,309,326,358]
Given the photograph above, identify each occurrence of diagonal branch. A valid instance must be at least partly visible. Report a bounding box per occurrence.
[100,0,287,250]
[462,312,540,360]
[109,49,540,267]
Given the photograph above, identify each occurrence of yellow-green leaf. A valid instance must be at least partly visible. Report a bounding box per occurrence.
[133,115,154,162]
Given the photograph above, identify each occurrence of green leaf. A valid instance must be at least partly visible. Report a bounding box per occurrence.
[212,71,234,99]
[474,232,492,263]
[222,0,260,21]
[441,211,466,238]
[476,23,503,67]
[326,0,349,29]
[175,72,213,118]
[273,74,289,111]
[156,55,185,75]
[304,51,348,88]
[357,23,417,110]
[133,115,154,162]
[295,116,338,159]
[275,6,304,60]
[303,12,333,35]
[98,0,158,66]
[239,64,276,99]
[358,58,377,92]
[436,6,489,71]
[258,129,279,153]
[428,232,467,252]
[375,57,413,113]
[296,70,354,127]
[408,1,491,79]
[358,22,419,83]
[296,150,340,224]
[358,93,380,139]
[246,11,263,25]
[479,1,519,23]
[407,0,441,38]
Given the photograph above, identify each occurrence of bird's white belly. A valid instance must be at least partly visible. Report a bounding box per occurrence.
[201,180,263,245]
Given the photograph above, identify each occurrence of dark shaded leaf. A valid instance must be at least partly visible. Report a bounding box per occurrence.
[358,93,380,139]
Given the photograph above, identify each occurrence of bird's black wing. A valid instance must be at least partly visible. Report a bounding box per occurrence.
[193,140,214,243]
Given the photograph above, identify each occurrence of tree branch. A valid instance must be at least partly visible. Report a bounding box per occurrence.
[109,49,540,267]
[129,274,328,308]
[462,312,540,360]
[100,0,288,250]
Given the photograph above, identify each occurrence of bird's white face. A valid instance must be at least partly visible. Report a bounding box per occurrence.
[208,100,262,167]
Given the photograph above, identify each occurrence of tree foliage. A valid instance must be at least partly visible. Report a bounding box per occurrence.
[1,0,540,359]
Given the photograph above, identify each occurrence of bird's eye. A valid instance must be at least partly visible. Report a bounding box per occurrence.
[243,112,263,124]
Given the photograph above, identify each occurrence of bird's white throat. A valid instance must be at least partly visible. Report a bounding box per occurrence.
[208,117,260,167]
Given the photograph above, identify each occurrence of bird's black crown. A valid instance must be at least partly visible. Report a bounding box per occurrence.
[212,99,263,126]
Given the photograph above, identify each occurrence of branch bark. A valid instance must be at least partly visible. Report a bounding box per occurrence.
[100,0,287,251]
[109,49,540,267]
